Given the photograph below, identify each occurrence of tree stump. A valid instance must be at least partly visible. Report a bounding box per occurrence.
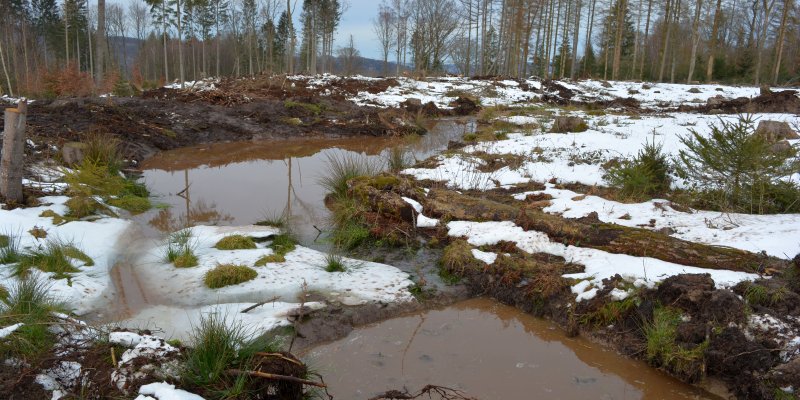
[0,100,27,203]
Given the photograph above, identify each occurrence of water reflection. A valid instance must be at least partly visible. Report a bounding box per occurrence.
[303,298,720,400]
[138,120,472,245]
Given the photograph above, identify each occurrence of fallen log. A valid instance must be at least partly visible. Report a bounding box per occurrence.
[350,176,787,273]
[514,207,785,273]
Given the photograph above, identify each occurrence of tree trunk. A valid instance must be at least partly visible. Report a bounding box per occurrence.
[612,0,626,80]
[772,0,792,84]
[0,100,27,203]
[657,0,672,81]
[177,0,185,88]
[570,0,583,79]
[686,0,703,83]
[0,38,12,96]
[96,0,106,85]
[638,0,653,79]
[705,0,722,82]
[163,0,170,82]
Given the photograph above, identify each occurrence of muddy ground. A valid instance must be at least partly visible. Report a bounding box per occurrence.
[346,173,800,399]
[5,75,797,167]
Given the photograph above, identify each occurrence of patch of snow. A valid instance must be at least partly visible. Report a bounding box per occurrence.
[0,196,132,315]
[36,361,82,397]
[511,184,800,259]
[0,323,23,338]
[471,249,497,265]
[417,214,439,228]
[109,331,145,348]
[609,288,630,301]
[136,382,205,400]
[447,220,758,300]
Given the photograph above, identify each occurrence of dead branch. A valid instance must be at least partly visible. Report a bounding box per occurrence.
[368,385,479,400]
[224,369,326,388]
[240,296,281,313]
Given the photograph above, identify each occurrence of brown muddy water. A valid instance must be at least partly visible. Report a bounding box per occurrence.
[138,119,473,246]
[304,298,720,400]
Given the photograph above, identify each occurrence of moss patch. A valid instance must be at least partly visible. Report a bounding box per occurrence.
[214,235,257,250]
[108,195,152,214]
[204,264,258,289]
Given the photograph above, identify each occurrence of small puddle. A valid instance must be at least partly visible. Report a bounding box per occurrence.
[303,298,720,400]
[138,119,473,246]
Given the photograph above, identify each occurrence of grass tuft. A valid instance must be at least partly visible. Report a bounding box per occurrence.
[268,234,296,256]
[164,229,199,268]
[214,235,257,251]
[318,152,380,200]
[644,306,706,380]
[0,231,22,265]
[0,278,65,361]
[183,311,280,392]
[39,210,66,225]
[441,239,476,274]
[108,195,152,214]
[324,253,346,273]
[255,253,285,266]
[204,264,258,289]
[15,240,93,279]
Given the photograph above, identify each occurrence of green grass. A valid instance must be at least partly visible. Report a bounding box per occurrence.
[204,264,258,289]
[63,157,151,218]
[0,278,66,361]
[108,194,152,214]
[214,235,257,250]
[0,231,22,265]
[14,240,93,279]
[318,153,380,200]
[324,253,346,273]
[385,146,411,172]
[255,253,285,266]
[284,100,323,115]
[581,296,638,327]
[644,306,707,380]
[255,212,289,228]
[164,229,199,268]
[268,234,296,256]
[183,311,280,393]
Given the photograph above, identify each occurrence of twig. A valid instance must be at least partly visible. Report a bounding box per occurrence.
[240,296,281,313]
[255,352,304,366]
[225,369,326,388]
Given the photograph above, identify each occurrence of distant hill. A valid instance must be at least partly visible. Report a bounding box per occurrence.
[105,36,434,78]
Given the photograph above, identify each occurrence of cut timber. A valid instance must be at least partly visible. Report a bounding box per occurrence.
[515,207,785,273]
[1,100,27,203]
[351,178,787,273]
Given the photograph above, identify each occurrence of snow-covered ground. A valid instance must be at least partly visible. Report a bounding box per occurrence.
[0,196,131,315]
[119,225,414,341]
[398,89,800,302]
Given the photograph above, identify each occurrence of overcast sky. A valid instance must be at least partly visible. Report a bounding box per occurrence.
[115,0,385,59]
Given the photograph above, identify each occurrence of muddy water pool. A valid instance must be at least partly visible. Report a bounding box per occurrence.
[304,298,719,400]
[138,119,473,246]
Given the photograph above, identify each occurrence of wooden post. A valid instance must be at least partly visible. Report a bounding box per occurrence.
[1,99,28,204]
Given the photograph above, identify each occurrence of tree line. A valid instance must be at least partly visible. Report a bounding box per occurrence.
[373,0,798,84]
[0,0,797,97]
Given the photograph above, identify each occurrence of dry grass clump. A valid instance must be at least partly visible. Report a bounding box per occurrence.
[204,264,258,289]
[214,235,257,250]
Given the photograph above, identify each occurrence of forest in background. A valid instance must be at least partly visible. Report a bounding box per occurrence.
[0,0,798,97]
